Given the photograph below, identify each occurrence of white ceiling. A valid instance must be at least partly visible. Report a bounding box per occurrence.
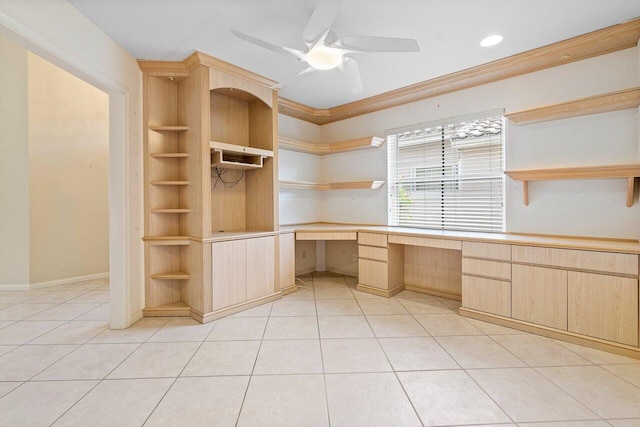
[69,0,640,109]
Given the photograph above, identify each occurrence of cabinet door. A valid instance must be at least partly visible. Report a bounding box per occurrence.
[462,275,511,317]
[212,240,246,310]
[278,233,295,291]
[568,271,638,346]
[359,259,388,290]
[246,236,275,300]
[512,265,567,330]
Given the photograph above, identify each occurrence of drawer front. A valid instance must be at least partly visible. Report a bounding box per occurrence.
[359,259,389,290]
[512,265,568,330]
[512,246,638,276]
[568,271,638,346]
[462,258,511,280]
[358,232,388,247]
[388,234,461,250]
[296,232,357,241]
[359,245,388,262]
[462,275,511,317]
[462,241,511,261]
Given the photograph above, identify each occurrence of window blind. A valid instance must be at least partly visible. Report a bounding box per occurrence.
[387,112,504,232]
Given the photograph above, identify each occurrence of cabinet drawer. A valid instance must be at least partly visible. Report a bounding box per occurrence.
[388,234,461,250]
[462,258,511,280]
[358,232,387,247]
[359,259,388,290]
[512,246,638,276]
[568,271,638,346]
[359,245,388,262]
[512,265,567,330]
[297,231,357,241]
[462,241,511,261]
[462,275,511,317]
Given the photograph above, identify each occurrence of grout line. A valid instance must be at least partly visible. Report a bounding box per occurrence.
[314,274,333,427]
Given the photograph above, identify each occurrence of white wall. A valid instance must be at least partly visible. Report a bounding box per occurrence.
[0,36,30,284]
[0,0,144,328]
[27,52,110,283]
[316,46,640,239]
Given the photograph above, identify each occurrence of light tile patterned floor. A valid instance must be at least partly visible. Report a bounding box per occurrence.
[0,273,640,426]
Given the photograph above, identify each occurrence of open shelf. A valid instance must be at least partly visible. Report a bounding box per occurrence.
[149,125,189,132]
[143,236,191,246]
[505,87,640,125]
[150,153,189,158]
[150,271,191,280]
[279,180,386,190]
[150,180,189,186]
[505,164,640,207]
[210,141,274,170]
[142,301,191,317]
[278,135,384,155]
[150,208,191,213]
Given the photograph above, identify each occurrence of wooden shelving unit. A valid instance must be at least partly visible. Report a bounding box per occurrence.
[278,135,384,155]
[505,164,640,207]
[143,301,191,317]
[151,271,191,280]
[505,87,640,125]
[280,180,386,190]
[149,125,190,132]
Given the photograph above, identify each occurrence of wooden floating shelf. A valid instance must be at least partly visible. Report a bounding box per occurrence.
[149,125,189,132]
[210,141,273,170]
[150,208,191,214]
[143,236,191,246]
[505,164,640,207]
[279,135,384,155]
[505,87,640,125]
[279,180,386,190]
[151,271,191,280]
[150,153,189,158]
[142,301,191,317]
[150,180,189,186]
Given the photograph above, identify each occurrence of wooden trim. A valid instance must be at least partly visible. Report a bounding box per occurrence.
[278,135,384,155]
[185,51,277,87]
[459,307,640,359]
[137,60,189,77]
[356,283,405,297]
[277,19,640,125]
[505,164,640,207]
[280,284,298,296]
[193,292,282,323]
[142,301,191,317]
[505,87,640,125]
[279,180,385,190]
[404,284,462,301]
[150,153,189,158]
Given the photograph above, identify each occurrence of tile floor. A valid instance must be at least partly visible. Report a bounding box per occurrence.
[0,273,640,426]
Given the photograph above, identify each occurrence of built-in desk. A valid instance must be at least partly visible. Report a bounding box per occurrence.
[285,223,640,358]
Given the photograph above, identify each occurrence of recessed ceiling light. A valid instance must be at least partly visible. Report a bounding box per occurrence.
[480,34,503,47]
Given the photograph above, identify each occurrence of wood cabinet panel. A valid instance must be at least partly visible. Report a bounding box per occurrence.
[246,236,275,300]
[462,241,511,261]
[359,259,389,290]
[404,246,462,297]
[388,234,461,250]
[512,246,638,275]
[512,265,568,330]
[296,232,357,241]
[212,239,246,310]
[278,233,295,291]
[462,275,511,317]
[568,271,638,346]
[462,258,511,280]
[359,245,388,262]
[358,232,388,247]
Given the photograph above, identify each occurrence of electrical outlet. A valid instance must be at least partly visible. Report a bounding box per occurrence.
[302,250,307,260]
[352,253,357,261]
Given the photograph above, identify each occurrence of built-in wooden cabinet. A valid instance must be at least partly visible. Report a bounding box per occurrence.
[511,265,568,330]
[357,232,404,297]
[140,52,287,322]
[462,242,511,316]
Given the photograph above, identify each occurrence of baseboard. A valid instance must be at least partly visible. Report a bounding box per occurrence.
[0,272,109,291]
[295,267,315,276]
[129,310,144,325]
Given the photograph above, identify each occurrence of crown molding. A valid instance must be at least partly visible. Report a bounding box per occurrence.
[277,18,640,125]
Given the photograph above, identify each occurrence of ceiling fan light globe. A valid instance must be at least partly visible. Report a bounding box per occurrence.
[306,46,342,70]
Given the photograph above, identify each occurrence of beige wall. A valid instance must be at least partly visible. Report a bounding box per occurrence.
[0,36,30,285]
[27,52,109,283]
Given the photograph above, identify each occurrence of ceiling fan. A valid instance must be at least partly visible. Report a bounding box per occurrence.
[231,0,420,94]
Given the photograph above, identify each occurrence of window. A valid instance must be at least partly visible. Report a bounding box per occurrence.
[388,111,504,232]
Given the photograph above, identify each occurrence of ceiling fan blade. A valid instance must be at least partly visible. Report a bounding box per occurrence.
[335,35,420,53]
[303,0,343,46]
[231,29,303,61]
[272,67,317,90]
[342,57,363,95]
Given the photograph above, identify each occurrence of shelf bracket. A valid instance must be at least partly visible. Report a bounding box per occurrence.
[522,181,529,206]
[628,177,635,208]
